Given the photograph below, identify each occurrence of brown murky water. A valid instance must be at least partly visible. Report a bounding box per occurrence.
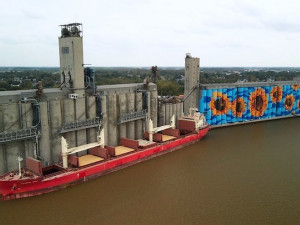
[1,118,300,225]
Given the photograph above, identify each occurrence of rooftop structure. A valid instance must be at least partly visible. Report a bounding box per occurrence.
[60,23,82,38]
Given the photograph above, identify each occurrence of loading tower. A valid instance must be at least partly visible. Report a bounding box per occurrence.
[59,23,85,97]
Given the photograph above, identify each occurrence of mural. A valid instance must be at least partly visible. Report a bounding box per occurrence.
[199,84,300,125]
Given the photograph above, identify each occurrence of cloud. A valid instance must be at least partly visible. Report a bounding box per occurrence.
[0,0,300,66]
[260,19,300,33]
[22,9,44,20]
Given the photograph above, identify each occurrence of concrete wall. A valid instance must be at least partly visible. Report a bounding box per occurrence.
[184,55,200,114]
[158,102,183,126]
[86,96,97,143]
[49,99,62,164]
[118,94,127,139]
[59,37,84,94]
[4,103,23,171]
[101,95,108,145]
[126,93,135,140]
[0,104,5,174]
[0,93,96,171]
[107,94,118,146]
[101,85,157,146]
[135,92,143,139]
[39,102,51,165]
[0,83,157,173]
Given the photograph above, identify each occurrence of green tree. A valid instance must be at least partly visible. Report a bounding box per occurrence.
[21,80,33,89]
[157,80,181,96]
[0,81,10,90]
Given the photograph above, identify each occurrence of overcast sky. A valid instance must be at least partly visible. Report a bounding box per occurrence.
[1,0,300,67]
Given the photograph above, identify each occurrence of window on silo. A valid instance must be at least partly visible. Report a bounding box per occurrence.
[62,47,69,54]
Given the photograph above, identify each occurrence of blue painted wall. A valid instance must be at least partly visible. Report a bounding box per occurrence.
[199,85,300,125]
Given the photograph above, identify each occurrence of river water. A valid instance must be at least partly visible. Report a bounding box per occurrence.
[1,118,300,225]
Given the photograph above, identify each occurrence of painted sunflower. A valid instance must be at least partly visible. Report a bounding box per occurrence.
[231,97,246,117]
[284,95,295,111]
[209,92,231,116]
[270,86,283,103]
[292,85,300,91]
[249,88,268,117]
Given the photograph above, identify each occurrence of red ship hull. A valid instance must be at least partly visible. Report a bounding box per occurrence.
[0,127,209,200]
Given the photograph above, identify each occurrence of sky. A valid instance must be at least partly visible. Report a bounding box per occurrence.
[1,0,300,67]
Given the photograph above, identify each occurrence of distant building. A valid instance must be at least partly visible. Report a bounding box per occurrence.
[236,79,248,83]
[10,84,20,87]
[266,78,275,82]
[293,76,300,81]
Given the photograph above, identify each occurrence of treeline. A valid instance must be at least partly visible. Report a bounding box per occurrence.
[0,68,299,97]
[0,70,60,91]
[200,70,299,84]
[94,68,147,85]
[94,68,184,96]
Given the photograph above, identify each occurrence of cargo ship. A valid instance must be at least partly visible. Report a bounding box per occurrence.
[0,109,209,200]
